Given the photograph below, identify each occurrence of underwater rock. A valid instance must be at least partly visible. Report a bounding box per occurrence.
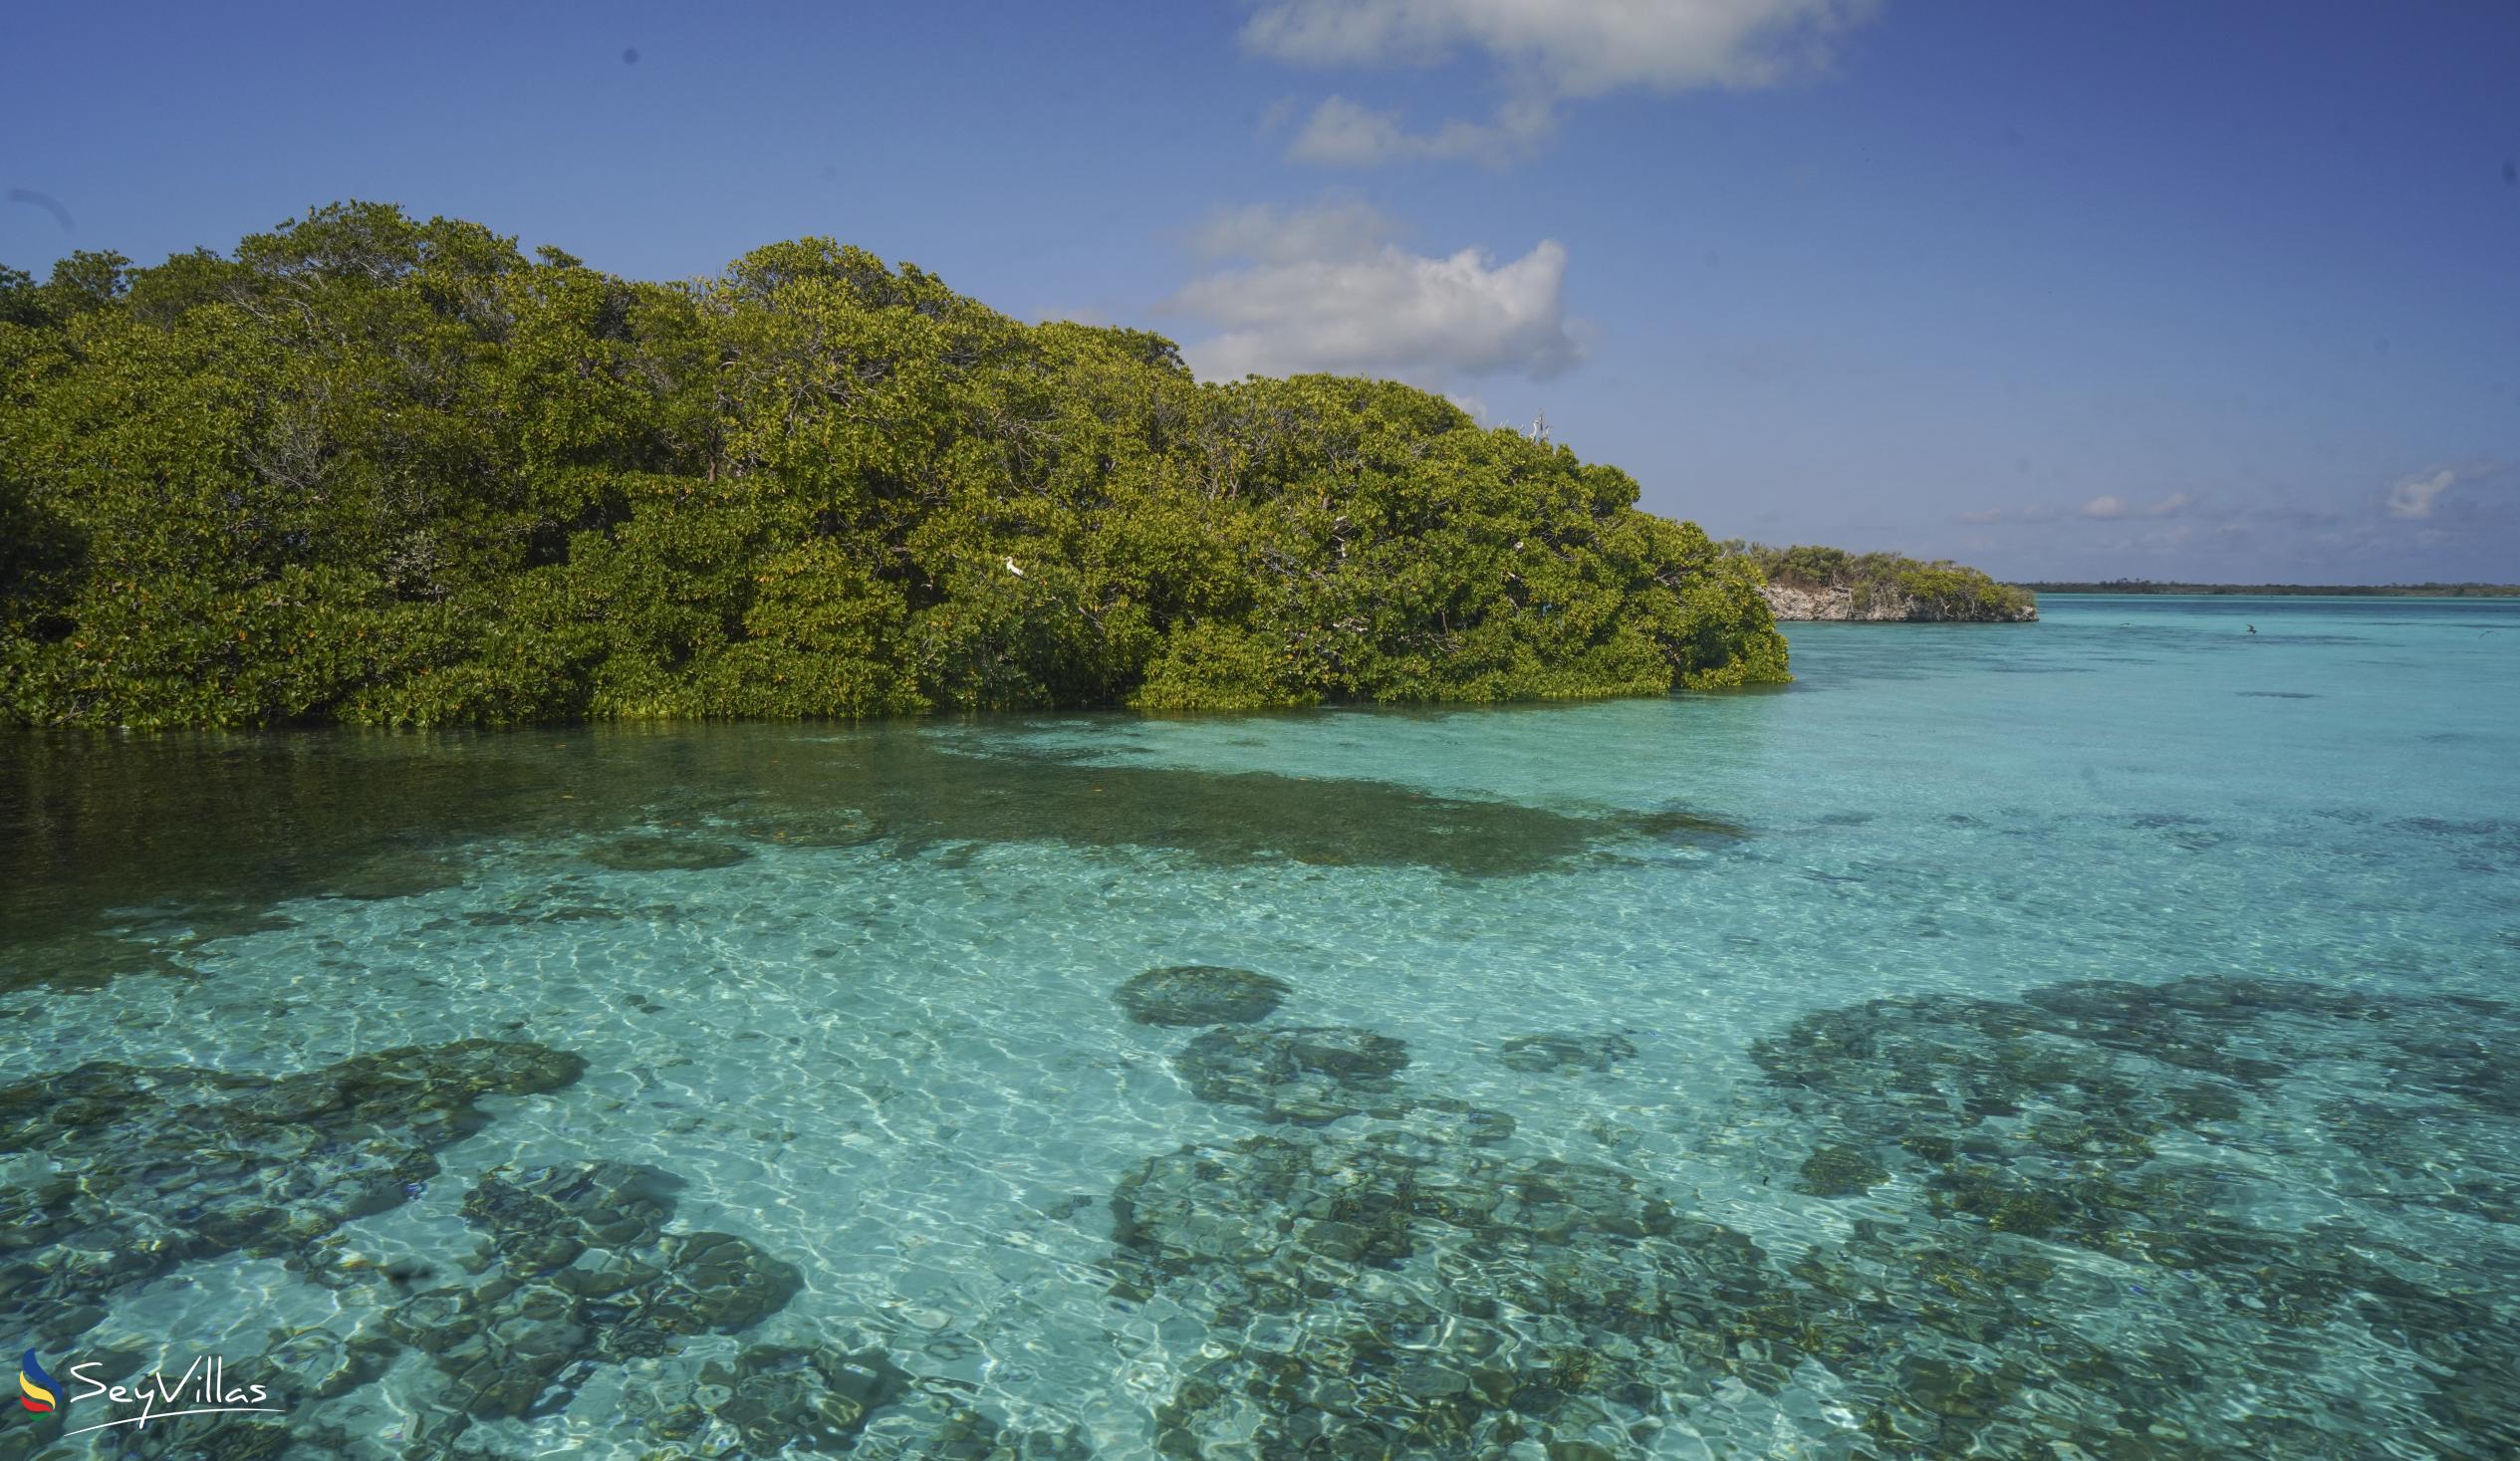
[0,1040,586,1354]
[1461,1107,1518,1146]
[586,834,751,871]
[1334,1095,1521,1151]
[640,1342,911,1454]
[1113,971,2519,1459]
[266,1323,400,1403]
[324,849,464,901]
[1171,1025,1410,1124]
[0,930,200,994]
[460,1158,680,1268]
[1113,964,1291,1026]
[1794,1143,1889,1197]
[1497,1032,1638,1075]
[622,1340,1093,1460]
[385,1161,807,1444]
[133,1414,300,1460]
[1113,1125,1815,1459]
[1739,972,2520,1457]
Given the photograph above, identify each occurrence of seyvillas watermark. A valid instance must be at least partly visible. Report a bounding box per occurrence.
[17,1351,56,1413]
[18,1348,283,1437]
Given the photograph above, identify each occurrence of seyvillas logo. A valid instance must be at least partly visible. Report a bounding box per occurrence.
[17,1351,55,1413]
[14,1350,282,1437]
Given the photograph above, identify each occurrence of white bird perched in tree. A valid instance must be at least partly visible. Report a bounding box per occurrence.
[1004,557,1024,577]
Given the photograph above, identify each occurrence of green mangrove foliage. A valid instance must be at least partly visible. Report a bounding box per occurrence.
[0,204,1787,729]
[1725,540,2036,619]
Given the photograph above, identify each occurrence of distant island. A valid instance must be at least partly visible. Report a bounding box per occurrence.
[0,203,1791,730]
[1724,543,2037,622]
[2023,581,2520,598]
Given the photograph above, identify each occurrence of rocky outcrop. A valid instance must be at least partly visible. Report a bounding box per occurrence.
[1759,583,2037,622]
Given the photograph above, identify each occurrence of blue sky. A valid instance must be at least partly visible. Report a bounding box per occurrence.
[6,0,2515,582]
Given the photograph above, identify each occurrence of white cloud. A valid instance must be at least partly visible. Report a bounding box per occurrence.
[1963,491,2190,527]
[1243,0,1872,96]
[2386,467,2457,520]
[1167,202,1587,384]
[1191,199,1393,262]
[1287,95,1554,167]
[2081,491,2190,521]
[1245,0,1878,164]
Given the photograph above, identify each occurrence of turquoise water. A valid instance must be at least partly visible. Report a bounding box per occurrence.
[2,594,2516,1459]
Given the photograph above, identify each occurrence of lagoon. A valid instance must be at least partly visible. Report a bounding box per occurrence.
[3,594,2516,1458]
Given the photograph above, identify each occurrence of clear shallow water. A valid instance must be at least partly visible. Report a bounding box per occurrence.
[2,595,2515,1460]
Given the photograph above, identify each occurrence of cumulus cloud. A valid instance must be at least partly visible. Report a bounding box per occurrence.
[1167,202,1587,384]
[2385,467,2458,520]
[2081,495,2129,520]
[1245,0,1878,164]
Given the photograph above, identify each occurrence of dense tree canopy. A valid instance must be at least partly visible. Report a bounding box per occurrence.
[0,204,1788,728]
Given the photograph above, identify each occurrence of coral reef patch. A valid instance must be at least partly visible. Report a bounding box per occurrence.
[0,1041,585,1355]
[390,1159,1092,1457]
[378,1160,804,1449]
[1108,974,2520,1458]
[1497,1031,1639,1075]
[1171,1025,1412,1125]
[1114,965,1291,1027]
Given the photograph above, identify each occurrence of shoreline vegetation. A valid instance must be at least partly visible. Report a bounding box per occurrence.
[0,203,1789,731]
[1722,542,2038,622]
[2024,581,2520,597]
